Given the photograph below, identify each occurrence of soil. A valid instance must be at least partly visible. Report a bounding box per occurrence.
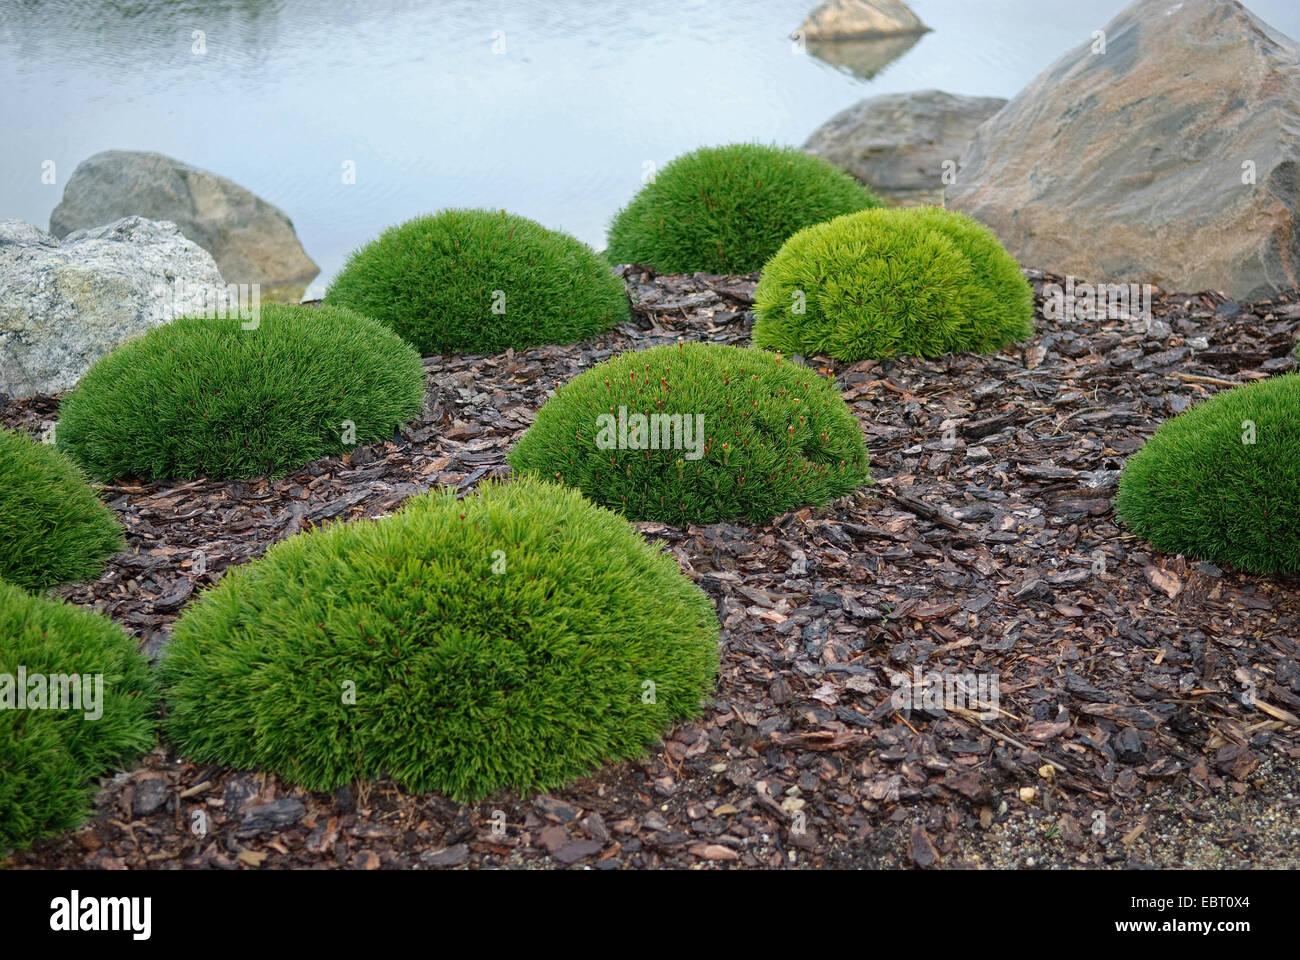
[3,265,1299,870]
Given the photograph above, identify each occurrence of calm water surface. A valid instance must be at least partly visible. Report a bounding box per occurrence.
[3,0,1298,297]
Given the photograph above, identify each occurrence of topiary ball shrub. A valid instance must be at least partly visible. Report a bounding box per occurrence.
[1115,373,1300,575]
[507,342,870,525]
[752,206,1035,361]
[55,303,424,482]
[160,477,719,803]
[0,581,156,852]
[604,143,881,275]
[324,208,629,355]
[0,428,124,591]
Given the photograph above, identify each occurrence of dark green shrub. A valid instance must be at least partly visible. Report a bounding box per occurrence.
[0,428,123,591]
[160,477,719,803]
[508,342,870,524]
[604,143,881,274]
[55,303,424,481]
[0,581,156,852]
[324,208,629,355]
[1116,373,1300,575]
[752,206,1035,361]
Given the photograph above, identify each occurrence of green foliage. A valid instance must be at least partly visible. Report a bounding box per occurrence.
[1116,373,1300,575]
[324,208,629,355]
[0,582,156,852]
[56,303,424,482]
[0,428,123,591]
[160,478,719,803]
[604,143,881,275]
[752,206,1035,361]
[508,342,870,524]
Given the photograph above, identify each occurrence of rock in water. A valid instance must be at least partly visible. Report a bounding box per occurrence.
[49,150,318,299]
[804,90,1007,206]
[947,0,1300,301]
[0,217,226,399]
[796,0,930,40]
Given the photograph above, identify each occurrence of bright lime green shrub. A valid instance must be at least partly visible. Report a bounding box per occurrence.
[324,209,629,355]
[55,303,424,482]
[508,342,869,524]
[160,478,719,803]
[0,428,123,591]
[604,143,881,275]
[1116,373,1300,575]
[0,582,156,852]
[752,206,1035,361]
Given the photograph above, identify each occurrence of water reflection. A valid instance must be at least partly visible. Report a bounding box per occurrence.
[804,33,925,81]
[7,0,1300,298]
[1,0,288,62]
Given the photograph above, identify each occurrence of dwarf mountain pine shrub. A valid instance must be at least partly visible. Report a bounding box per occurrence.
[55,303,424,482]
[507,342,870,524]
[1116,373,1300,575]
[160,478,719,803]
[0,582,156,852]
[0,428,124,591]
[752,206,1035,361]
[604,143,881,274]
[324,209,629,355]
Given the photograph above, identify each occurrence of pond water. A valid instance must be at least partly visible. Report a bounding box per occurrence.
[3,0,1298,299]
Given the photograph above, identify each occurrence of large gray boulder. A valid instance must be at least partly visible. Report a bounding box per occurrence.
[796,0,929,41]
[804,90,1007,206]
[0,217,226,398]
[947,0,1300,300]
[50,151,318,298]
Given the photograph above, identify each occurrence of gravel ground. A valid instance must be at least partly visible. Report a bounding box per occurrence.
[3,265,1298,870]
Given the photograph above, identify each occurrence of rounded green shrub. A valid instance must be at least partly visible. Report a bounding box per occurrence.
[160,477,719,803]
[55,303,424,482]
[0,428,124,591]
[752,206,1035,361]
[1116,373,1300,575]
[324,208,629,355]
[0,581,156,852]
[508,342,870,525]
[604,143,881,275]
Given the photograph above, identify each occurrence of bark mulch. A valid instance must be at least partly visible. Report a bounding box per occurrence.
[3,266,1299,870]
